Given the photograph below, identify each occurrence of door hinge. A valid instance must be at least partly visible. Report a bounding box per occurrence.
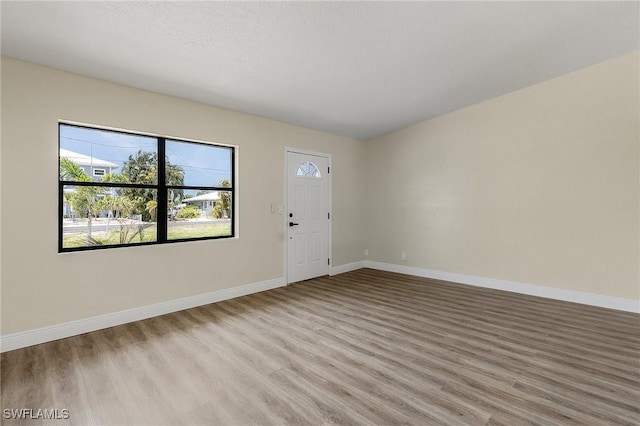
[328,258,330,265]
[328,166,330,174]
[328,212,330,219]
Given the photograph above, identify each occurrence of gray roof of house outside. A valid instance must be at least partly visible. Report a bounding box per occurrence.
[183,192,220,202]
[60,148,119,168]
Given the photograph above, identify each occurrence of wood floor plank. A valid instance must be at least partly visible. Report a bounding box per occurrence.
[219,297,490,426]
[2,268,638,425]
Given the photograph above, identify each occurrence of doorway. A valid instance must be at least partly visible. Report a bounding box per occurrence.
[285,149,331,284]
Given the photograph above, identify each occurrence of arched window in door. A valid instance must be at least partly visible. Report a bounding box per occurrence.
[296,161,321,178]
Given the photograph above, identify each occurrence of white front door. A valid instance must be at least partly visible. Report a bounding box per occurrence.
[287,151,330,284]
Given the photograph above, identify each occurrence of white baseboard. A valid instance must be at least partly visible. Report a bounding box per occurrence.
[4,262,637,353]
[0,277,285,353]
[364,261,640,314]
[330,261,366,276]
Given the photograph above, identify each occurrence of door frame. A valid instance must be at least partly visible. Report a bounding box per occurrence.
[284,147,332,285]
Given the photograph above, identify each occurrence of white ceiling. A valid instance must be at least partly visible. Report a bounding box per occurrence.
[1,1,638,140]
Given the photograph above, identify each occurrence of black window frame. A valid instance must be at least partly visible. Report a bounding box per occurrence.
[58,122,236,253]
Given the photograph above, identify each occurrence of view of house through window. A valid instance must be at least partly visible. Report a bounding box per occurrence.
[59,123,235,251]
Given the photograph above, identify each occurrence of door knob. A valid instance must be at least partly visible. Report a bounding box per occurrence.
[289,222,299,227]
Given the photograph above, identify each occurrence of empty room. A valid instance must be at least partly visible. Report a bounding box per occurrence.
[1,1,638,425]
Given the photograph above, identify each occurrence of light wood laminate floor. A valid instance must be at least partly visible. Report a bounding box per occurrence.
[2,269,639,425]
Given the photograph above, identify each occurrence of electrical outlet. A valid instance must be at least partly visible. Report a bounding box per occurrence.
[364,249,369,256]
[401,252,407,261]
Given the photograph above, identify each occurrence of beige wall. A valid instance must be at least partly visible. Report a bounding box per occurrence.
[366,52,639,300]
[0,57,366,335]
[2,51,638,336]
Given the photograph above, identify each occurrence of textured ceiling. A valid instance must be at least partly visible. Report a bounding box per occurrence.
[1,1,638,140]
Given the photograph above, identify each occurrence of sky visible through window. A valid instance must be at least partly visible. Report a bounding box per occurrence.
[59,124,231,188]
